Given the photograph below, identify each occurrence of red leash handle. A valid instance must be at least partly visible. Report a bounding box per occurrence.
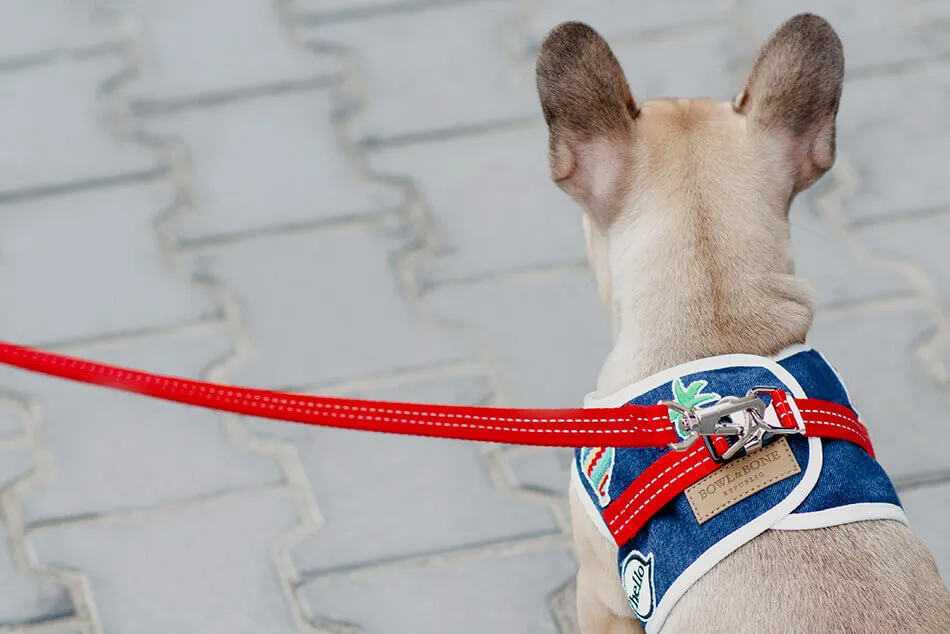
[0,342,680,448]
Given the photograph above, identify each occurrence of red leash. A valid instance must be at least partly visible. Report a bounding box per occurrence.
[0,341,872,456]
[0,341,877,543]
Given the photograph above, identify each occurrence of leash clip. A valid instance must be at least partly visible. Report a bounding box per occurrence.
[663,387,802,462]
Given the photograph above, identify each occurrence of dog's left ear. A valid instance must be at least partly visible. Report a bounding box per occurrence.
[736,13,845,194]
[536,22,637,226]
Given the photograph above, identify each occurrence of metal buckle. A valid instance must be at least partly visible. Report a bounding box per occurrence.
[662,387,803,463]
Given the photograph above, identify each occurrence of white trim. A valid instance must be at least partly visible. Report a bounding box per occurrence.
[771,502,909,531]
[571,461,616,542]
[645,436,822,633]
[773,343,813,361]
[812,348,862,419]
[584,352,810,409]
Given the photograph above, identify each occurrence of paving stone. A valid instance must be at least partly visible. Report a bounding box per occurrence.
[807,309,949,479]
[524,0,731,52]
[368,122,586,285]
[0,518,73,627]
[917,0,950,25]
[294,0,467,18]
[837,67,950,224]
[299,547,575,634]
[0,327,284,525]
[247,374,559,575]
[0,57,162,197]
[609,26,749,102]
[140,90,401,244]
[506,448,573,497]
[186,223,472,390]
[0,403,27,440]
[0,182,215,346]
[739,0,950,73]
[854,211,950,305]
[901,484,950,582]
[790,196,912,308]
[427,270,610,407]
[0,0,113,61]
[0,446,73,627]
[0,446,32,491]
[304,1,538,145]
[101,0,336,110]
[29,489,300,634]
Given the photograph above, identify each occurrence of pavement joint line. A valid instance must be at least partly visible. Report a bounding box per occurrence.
[295,531,570,586]
[175,206,405,254]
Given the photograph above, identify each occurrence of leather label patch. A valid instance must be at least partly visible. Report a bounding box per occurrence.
[685,438,801,524]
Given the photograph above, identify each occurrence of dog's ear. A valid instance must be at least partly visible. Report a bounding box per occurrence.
[536,22,637,226]
[736,13,844,194]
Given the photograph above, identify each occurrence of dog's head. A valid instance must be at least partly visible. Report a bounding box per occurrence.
[537,14,844,378]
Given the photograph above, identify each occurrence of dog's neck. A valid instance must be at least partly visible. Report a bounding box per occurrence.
[592,215,814,398]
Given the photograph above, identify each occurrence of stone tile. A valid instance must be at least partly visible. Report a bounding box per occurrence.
[0,182,215,346]
[807,309,949,479]
[0,403,27,440]
[524,0,731,52]
[299,547,575,634]
[103,0,337,108]
[187,223,472,390]
[506,448,573,496]
[139,90,400,244]
[836,66,950,224]
[0,519,73,627]
[918,0,950,25]
[29,490,300,634]
[368,122,586,285]
[609,26,749,102]
[427,270,610,407]
[247,374,560,575]
[739,0,950,73]
[854,212,950,305]
[0,446,72,626]
[304,2,538,145]
[0,446,32,491]
[0,0,113,61]
[901,484,950,582]
[294,0,466,18]
[0,57,161,197]
[790,197,912,308]
[0,328,283,525]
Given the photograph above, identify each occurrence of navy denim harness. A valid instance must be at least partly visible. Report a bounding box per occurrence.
[573,347,906,632]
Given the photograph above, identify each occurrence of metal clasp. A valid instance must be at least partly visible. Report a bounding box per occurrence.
[663,387,803,462]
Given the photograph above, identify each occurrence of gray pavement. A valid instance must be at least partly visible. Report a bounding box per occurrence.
[0,1,948,632]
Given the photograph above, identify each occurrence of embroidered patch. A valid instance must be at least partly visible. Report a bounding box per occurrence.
[579,447,615,506]
[684,437,802,524]
[667,378,721,439]
[621,550,656,622]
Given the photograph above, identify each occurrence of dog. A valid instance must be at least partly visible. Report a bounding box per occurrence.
[535,13,950,633]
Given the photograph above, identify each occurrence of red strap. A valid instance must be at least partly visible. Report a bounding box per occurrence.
[604,390,876,545]
[0,341,679,448]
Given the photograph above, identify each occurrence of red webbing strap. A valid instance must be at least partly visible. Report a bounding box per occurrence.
[604,391,875,546]
[0,341,679,448]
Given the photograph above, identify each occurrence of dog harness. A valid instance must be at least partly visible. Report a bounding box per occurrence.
[573,346,906,633]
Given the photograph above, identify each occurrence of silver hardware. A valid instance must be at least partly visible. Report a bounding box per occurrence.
[663,387,803,462]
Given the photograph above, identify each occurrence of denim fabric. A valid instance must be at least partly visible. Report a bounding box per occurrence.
[574,349,901,629]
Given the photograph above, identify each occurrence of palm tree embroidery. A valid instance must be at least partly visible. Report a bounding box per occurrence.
[668,378,721,438]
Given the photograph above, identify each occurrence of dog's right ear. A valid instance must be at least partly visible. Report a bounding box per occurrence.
[536,22,637,226]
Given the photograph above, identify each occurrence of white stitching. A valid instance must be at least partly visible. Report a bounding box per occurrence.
[798,407,871,442]
[606,448,702,527]
[610,455,713,536]
[13,349,676,435]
